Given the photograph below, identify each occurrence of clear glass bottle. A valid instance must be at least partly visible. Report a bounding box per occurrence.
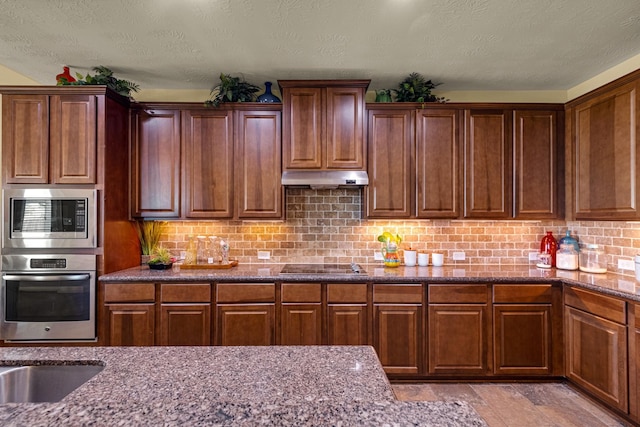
[556,244,579,270]
[196,236,207,264]
[184,235,197,265]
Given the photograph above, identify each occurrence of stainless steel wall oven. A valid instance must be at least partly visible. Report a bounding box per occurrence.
[1,254,96,342]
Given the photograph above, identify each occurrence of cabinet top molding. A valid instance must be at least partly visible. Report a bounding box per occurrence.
[278,79,371,89]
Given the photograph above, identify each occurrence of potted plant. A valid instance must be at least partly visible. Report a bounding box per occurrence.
[205,73,261,107]
[393,72,446,103]
[375,89,393,102]
[56,66,140,98]
[147,246,175,270]
[133,220,165,264]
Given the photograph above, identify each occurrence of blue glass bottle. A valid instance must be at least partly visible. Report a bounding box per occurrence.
[558,230,579,252]
[257,82,281,103]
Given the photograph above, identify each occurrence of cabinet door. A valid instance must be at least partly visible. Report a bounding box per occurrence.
[416,109,460,218]
[282,87,323,169]
[494,304,551,375]
[159,304,211,346]
[49,94,97,184]
[2,94,49,184]
[565,306,628,412]
[325,86,366,169]
[217,304,275,346]
[281,304,322,345]
[183,109,234,218]
[235,108,283,219]
[327,304,368,345]
[428,304,489,374]
[373,304,422,375]
[573,82,639,219]
[105,304,155,346]
[514,110,560,219]
[131,109,181,217]
[630,304,640,422]
[366,108,413,218]
[463,109,512,218]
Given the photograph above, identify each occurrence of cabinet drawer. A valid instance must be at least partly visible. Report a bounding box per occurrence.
[104,283,155,303]
[373,284,422,303]
[161,283,211,303]
[217,283,275,303]
[327,283,367,303]
[281,283,321,302]
[493,284,553,303]
[564,287,626,324]
[429,284,488,304]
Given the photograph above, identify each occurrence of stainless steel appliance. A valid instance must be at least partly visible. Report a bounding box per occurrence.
[3,188,97,249]
[0,254,96,342]
[279,263,367,275]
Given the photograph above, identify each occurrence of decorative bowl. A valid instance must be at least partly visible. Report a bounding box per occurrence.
[148,262,172,270]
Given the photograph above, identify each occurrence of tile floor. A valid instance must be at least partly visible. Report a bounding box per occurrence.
[391,382,633,426]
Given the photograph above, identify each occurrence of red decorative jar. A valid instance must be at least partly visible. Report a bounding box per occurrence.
[56,66,76,84]
[540,231,558,267]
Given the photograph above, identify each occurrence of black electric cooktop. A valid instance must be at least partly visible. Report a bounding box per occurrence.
[279,263,366,275]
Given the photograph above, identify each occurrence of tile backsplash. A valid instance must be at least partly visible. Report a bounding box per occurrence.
[156,188,640,276]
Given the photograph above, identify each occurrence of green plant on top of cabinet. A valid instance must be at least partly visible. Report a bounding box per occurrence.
[279,80,369,170]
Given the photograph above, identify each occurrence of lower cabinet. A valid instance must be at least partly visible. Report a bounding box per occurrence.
[280,283,322,345]
[428,284,489,375]
[373,284,423,375]
[564,287,628,413]
[327,283,368,345]
[102,283,155,346]
[630,303,640,423]
[216,283,276,346]
[159,284,212,346]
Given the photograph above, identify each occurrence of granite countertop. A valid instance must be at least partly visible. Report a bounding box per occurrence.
[0,346,485,426]
[100,262,640,303]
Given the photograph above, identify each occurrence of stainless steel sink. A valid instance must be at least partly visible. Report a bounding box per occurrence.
[0,364,104,403]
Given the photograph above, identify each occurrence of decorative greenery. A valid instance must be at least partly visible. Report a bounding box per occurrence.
[377,231,403,245]
[148,246,175,265]
[57,66,140,98]
[375,89,393,102]
[205,73,261,107]
[393,72,445,103]
[133,220,166,256]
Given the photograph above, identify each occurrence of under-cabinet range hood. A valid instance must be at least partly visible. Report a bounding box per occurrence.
[281,170,369,189]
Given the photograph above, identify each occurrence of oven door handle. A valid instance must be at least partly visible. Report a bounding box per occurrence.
[2,274,90,282]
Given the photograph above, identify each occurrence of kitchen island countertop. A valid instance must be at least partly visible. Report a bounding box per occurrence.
[100,263,640,303]
[0,346,485,426]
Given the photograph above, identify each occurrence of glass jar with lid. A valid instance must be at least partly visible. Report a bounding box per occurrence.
[579,244,607,273]
[556,244,579,270]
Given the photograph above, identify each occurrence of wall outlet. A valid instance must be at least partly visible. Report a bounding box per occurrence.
[618,259,635,271]
[528,252,539,261]
[257,251,270,260]
[452,251,466,261]
[374,251,384,261]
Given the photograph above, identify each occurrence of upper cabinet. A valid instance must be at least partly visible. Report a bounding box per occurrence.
[279,80,369,170]
[2,91,98,184]
[569,79,639,220]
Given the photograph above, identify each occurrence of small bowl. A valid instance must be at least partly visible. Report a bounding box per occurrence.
[148,262,173,270]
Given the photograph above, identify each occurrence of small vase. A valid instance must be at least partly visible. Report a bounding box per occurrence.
[56,66,76,84]
[540,231,558,267]
[141,254,151,265]
[257,82,281,103]
[381,242,401,268]
[375,90,392,102]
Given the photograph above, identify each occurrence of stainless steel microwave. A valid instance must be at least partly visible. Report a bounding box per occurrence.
[3,188,97,249]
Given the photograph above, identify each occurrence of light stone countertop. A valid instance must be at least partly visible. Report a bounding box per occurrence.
[100,263,640,303]
[0,346,486,426]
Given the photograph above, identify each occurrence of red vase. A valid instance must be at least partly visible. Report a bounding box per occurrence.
[540,231,558,267]
[56,66,76,84]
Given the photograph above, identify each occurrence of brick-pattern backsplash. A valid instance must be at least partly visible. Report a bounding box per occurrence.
[155,188,640,276]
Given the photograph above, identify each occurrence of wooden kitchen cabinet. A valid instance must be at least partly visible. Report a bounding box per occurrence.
[131,107,181,218]
[366,107,413,218]
[327,283,368,346]
[235,106,283,219]
[280,283,322,345]
[564,287,628,412]
[428,284,490,375]
[102,283,156,346]
[569,80,639,219]
[216,283,275,346]
[159,284,212,346]
[630,303,640,422]
[373,284,423,375]
[2,92,97,184]
[279,80,369,170]
[493,284,562,376]
[182,108,234,218]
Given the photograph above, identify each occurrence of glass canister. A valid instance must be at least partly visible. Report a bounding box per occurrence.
[558,230,580,252]
[579,244,607,273]
[556,244,579,270]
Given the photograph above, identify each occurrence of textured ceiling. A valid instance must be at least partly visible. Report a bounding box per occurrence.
[1,0,639,94]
